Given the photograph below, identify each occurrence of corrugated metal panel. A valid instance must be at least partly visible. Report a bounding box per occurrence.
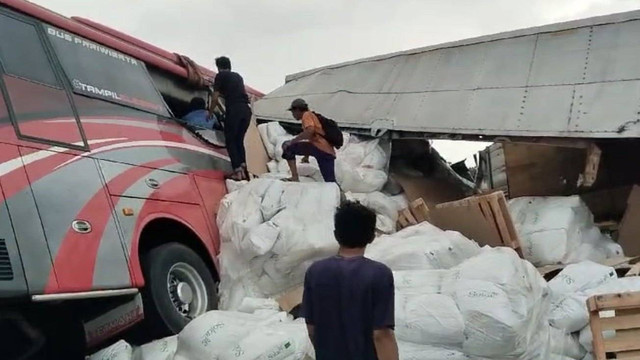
[256,10,640,138]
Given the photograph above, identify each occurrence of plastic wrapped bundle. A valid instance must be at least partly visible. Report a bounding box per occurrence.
[441,248,552,359]
[549,327,586,359]
[346,191,401,234]
[398,342,473,360]
[218,319,313,360]
[509,196,622,266]
[395,293,465,346]
[173,310,286,360]
[217,179,341,309]
[133,336,178,360]
[550,277,640,333]
[547,261,616,305]
[366,223,481,271]
[88,340,133,360]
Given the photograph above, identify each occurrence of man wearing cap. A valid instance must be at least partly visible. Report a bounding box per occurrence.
[282,99,336,182]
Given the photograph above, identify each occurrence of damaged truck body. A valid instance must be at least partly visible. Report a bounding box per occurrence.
[254,8,640,247]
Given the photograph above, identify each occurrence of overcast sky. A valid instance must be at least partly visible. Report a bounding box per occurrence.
[30,0,640,163]
[30,0,640,92]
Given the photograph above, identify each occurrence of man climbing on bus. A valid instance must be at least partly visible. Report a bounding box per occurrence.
[282,98,341,183]
[210,56,252,181]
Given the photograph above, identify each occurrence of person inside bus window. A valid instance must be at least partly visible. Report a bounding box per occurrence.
[209,56,252,181]
[182,97,220,130]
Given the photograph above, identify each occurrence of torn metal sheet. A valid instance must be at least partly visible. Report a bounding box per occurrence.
[256,10,640,138]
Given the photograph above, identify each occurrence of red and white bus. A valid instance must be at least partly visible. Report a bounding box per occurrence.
[0,0,261,356]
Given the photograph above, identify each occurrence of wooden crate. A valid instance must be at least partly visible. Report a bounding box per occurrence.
[397,198,430,229]
[588,291,640,359]
[436,191,519,250]
[397,192,523,257]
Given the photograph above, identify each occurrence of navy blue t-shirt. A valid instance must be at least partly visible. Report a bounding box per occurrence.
[302,256,395,360]
[213,70,249,107]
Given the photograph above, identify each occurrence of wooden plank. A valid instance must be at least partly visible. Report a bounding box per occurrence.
[402,208,418,225]
[600,313,640,331]
[478,199,492,219]
[617,308,640,317]
[397,215,410,229]
[601,256,640,268]
[489,196,511,247]
[399,208,418,227]
[435,195,479,209]
[409,198,430,223]
[627,263,640,277]
[496,193,520,247]
[494,137,592,149]
[539,257,638,278]
[595,220,619,230]
[616,350,640,359]
[428,191,520,252]
[604,329,640,353]
[430,201,504,248]
[581,143,601,187]
[589,292,640,312]
[591,306,607,359]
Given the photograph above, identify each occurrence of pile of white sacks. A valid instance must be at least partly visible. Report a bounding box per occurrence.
[216,179,407,314]
[368,224,552,360]
[217,179,556,359]
[257,121,389,194]
[257,121,406,234]
[546,261,640,360]
[88,309,314,360]
[509,196,624,267]
[90,182,640,359]
[217,179,342,308]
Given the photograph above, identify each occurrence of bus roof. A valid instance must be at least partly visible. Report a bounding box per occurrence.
[1,0,263,97]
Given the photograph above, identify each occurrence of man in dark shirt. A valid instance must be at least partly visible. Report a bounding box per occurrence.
[210,56,252,181]
[302,201,398,360]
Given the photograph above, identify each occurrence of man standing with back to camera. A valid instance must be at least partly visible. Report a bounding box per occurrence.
[210,56,252,181]
[302,201,399,360]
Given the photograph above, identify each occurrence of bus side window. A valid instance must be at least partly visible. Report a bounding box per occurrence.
[0,12,85,148]
[0,16,58,87]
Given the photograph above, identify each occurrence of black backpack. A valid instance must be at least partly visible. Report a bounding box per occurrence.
[313,112,344,149]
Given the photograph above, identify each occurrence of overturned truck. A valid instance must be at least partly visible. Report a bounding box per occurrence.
[254,8,640,257]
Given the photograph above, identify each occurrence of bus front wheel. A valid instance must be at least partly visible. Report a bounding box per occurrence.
[141,243,218,336]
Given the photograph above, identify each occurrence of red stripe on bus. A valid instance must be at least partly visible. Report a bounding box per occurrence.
[44,158,176,293]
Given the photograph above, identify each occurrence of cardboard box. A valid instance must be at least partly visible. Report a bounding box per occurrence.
[618,185,640,256]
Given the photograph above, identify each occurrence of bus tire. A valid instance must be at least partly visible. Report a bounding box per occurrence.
[141,242,217,336]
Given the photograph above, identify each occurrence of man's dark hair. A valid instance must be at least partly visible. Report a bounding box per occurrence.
[215,56,232,70]
[189,97,206,111]
[334,201,377,248]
